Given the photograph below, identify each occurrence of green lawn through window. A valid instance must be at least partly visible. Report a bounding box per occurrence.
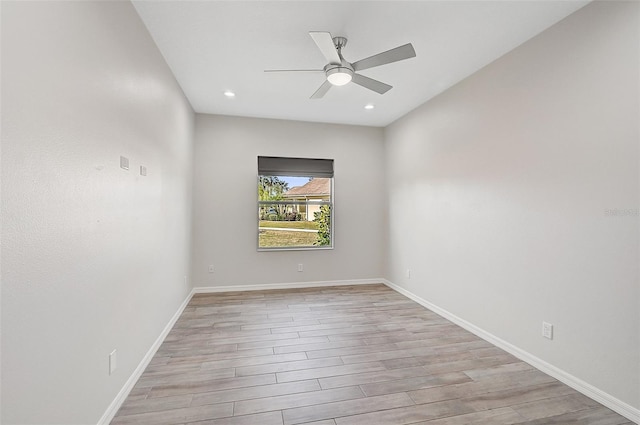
[259,220,319,230]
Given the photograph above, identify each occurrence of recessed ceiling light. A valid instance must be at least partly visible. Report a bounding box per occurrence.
[364,104,375,110]
[224,90,235,98]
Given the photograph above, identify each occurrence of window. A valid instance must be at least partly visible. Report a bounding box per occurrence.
[258,156,333,250]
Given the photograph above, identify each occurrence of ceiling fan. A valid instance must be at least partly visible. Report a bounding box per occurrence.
[265,32,416,99]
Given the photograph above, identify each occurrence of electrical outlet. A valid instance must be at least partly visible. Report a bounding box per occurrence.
[109,350,117,375]
[406,269,411,279]
[208,265,214,273]
[542,322,553,340]
[297,263,304,272]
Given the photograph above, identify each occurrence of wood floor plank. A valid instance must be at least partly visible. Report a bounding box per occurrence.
[274,339,366,355]
[411,406,523,424]
[380,356,423,370]
[269,322,350,334]
[111,285,631,425]
[462,361,534,379]
[111,403,233,425]
[411,349,477,366]
[241,319,320,331]
[206,332,301,345]
[165,348,273,365]
[237,336,329,350]
[233,386,365,416]
[186,410,284,425]
[318,366,433,390]
[236,356,343,377]
[408,370,558,406]
[510,406,633,425]
[157,343,238,356]
[510,393,601,420]
[305,342,400,359]
[460,381,577,411]
[136,368,237,388]
[395,338,492,352]
[282,392,415,425]
[276,361,386,383]
[148,374,277,398]
[297,324,380,338]
[359,371,472,397]
[420,356,523,376]
[190,379,321,406]
[339,348,416,364]
[165,328,271,342]
[295,421,336,425]
[199,352,307,371]
[333,400,475,425]
[118,394,193,416]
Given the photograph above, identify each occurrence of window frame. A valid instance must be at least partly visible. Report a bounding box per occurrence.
[257,175,334,252]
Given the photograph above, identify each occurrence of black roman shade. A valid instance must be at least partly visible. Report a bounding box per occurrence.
[257,156,334,178]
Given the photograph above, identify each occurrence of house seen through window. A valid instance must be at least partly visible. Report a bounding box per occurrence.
[258,156,333,250]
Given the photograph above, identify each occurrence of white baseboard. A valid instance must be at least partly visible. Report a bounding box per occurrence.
[193,278,383,294]
[97,288,196,425]
[382,279,640,424]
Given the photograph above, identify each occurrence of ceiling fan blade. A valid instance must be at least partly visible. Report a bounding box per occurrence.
[264,69,324,73]
[352,43,416,72]
[309,31,341,65]
[310,80,332,99]
[352,73,392,94]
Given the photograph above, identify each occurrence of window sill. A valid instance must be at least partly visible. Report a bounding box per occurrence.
[258,246,334,252]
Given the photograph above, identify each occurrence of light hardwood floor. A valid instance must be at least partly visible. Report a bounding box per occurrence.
[111,284,633,425]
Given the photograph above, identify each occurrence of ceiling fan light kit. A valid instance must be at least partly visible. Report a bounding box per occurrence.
[326,66,353,86]
[265,31,416,99]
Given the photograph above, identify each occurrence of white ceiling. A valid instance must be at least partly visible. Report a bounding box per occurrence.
[132,1,588,127]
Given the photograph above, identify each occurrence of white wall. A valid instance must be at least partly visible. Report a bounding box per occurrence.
[385,0,639,412]
[192,114,385,287]
[1,2,194,424]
